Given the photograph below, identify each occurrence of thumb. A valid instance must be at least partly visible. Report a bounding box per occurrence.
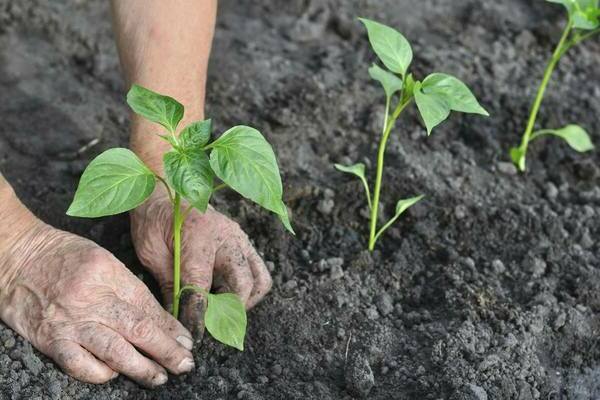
[178,243,215,342]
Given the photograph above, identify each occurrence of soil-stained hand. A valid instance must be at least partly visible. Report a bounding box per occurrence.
[0,222,195,387]
[130,187,272,340]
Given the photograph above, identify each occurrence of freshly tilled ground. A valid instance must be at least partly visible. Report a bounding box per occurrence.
[0,0,599,399]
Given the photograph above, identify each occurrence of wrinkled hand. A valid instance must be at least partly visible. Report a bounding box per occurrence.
[130,187,272,339]
[0,222,195,387]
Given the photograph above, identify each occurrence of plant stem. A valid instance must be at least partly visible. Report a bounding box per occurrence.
[368,99,411,251]
[518,20,572,166]
[172,193,183,318]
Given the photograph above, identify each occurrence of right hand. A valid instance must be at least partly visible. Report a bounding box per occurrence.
[0,219,195,387]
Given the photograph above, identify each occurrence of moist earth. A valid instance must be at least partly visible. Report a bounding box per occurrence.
[1,0,600,399]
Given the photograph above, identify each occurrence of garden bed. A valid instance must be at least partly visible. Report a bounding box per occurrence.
[0,0,599,398]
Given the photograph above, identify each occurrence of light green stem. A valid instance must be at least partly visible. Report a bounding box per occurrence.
[518,20,572,165]
[368,99,411,251]
[172,194,183,318]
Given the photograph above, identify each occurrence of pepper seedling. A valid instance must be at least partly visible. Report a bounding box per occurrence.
[336,18,489,251]
[67,85,293,350]
[510,0,598,171]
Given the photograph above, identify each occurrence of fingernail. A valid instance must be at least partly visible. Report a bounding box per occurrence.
[178,357,195,372]
[152,373,168,387]
[176,335,193,350]
[110,371,119,380]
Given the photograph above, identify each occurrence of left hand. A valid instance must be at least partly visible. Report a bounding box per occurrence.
[130,186,272,340]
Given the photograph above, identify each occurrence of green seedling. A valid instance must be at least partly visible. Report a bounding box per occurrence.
[67,84,293,350]
[336,18,488,251]
[511,0,598,171]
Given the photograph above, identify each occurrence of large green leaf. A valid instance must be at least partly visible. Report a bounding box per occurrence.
[164,150,214,212]
[414,82,451,135]
[180,119,212,150]
[67,148,156,217]
[205,293,247,351]
[359,18,413,76]
[414,74,489,135]
[421,73,489,115]
[547,0,600,28]
[368,64,403,101]
[126,85,184,133]
[530,124,595,152]
[208,126,293,233]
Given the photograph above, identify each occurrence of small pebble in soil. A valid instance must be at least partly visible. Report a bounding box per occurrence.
[375,293,394,316]
[330,264,344,280]
[462,383,488,400]
[317,198,335,215]
[497,162,517,176]
[545,182,558,199]
[491,259,506,274]
[345,354,374,398]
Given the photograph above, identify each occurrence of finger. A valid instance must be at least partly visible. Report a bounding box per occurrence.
[101,301,195,375]
[131,281,194,351]
[178,243,215,341]
[244,246,273,309]
[80,325,169,388]
[48,340,117,384]
[214,240,254,307]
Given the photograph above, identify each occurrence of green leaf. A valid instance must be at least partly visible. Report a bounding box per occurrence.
[334,163,372,210]
[67,148,156,217]
[164,150,214,212]
[395,195,425,216]
[368,64,403,101]
[509,147,527,172]
[205,293,247,351]
[573,8,600,29]
[126,84,184,133]
[359,18,413,76]
[421,73,489,116]
[530,124,595,152]
[414,74,489,135]
[180,119,212,150]
[207,126,294,234]
[373,194,424,244]
[414,82,451,135]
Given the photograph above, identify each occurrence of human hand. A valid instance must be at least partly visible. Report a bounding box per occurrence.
[130,187,272,340]
[0,218,195,387]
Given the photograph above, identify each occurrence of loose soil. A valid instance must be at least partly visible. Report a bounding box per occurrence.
[1,0,600,399]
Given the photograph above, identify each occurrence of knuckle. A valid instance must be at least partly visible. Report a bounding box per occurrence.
[105,339,130,363]
[131,318,157,341]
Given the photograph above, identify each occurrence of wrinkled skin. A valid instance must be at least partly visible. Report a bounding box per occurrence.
[0,221,195,388]
[131,187,273,340]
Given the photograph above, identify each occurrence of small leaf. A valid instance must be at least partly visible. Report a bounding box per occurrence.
[573,8,600,29]
[414,82,451,135]
[359,18,413,76]
[368,64,403,100]
[334,163,372,209]
[395,195,425,217]
[547,0,577,13]
[127,84,184,133]
[67,148,156,217]
[205,293,247,351]
[164,150,214,212]
[180,119,212,150]
[208,126,294,234]
[530,125,595,152]
[421,73,489,116]
[509,147,527,172]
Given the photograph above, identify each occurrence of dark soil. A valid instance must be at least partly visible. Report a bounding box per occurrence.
[1,0,600,399]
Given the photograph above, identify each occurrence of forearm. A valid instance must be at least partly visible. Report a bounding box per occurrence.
[111,0,217,174]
